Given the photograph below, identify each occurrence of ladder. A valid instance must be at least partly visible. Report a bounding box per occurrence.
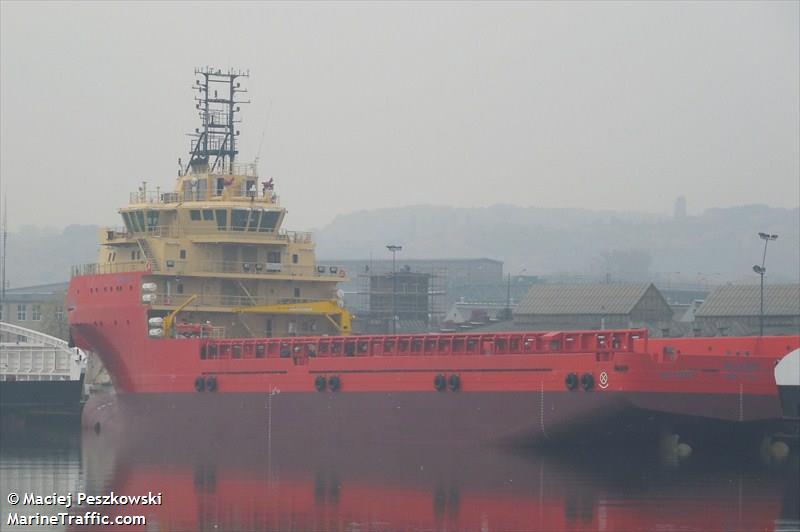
[137,239,159,271]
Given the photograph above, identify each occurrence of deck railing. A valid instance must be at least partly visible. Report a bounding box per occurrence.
[150,293,324,308]
[196,261,343,278]
[101,225,308,242]
[71,261,150,277]
[73,259,344,280]
[196,329,649,361]
[129,190,279,205]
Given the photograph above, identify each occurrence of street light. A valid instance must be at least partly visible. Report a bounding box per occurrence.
[386,245,402,334]
[753,232,778,336]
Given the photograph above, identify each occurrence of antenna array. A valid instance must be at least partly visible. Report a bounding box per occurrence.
[185,67,250,175]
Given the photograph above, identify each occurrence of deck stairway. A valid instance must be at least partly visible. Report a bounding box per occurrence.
[137,239,159,271]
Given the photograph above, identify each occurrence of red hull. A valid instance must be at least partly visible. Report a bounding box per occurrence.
[69,272,800,444]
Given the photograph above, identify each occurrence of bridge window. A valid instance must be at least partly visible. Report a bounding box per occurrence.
[259,211,280,232]
[121,212,134,233]
[31,305,41,321]
[247,210,261,232]
[196,179,207,200]
[134,211,145,233]
[294,288,300,298]
[17,304,26,321]
[202,209,214,221]
[215,210,227,231]
[190,210,201,221]
[146,210,159,231]
[231,209,248,231]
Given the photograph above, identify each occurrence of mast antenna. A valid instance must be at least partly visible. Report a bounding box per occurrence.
[254,98,273,172]
[185,67,250,175]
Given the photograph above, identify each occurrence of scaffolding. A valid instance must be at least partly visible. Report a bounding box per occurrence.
[354,266,446,334]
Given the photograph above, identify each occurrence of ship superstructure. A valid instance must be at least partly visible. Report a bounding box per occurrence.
[78,68,346,339]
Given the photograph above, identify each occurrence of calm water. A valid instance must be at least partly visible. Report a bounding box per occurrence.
[1,419,798,532]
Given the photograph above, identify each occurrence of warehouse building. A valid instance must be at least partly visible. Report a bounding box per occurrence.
[694,284,800,336]
[514,283,673,332]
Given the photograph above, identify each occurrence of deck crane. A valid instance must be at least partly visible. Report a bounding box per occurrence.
[232,300,353,336]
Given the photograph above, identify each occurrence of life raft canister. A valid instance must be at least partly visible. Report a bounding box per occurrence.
[206,375,218,392]
[580,373,594,391]
[433,374,447,392]
[314,375,327,392]
[448,374,461,392]
[565,372,579,391]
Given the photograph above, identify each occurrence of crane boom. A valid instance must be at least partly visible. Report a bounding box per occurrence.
[162,294,199,337]
[232,300,352,335]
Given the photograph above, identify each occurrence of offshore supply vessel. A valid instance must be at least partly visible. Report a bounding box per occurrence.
[68,68,799,447]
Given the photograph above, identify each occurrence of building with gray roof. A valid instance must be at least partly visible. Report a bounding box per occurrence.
[694,284,800,336]
[514,283,673,332]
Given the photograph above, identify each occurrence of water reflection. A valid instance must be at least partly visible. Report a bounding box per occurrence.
[1,412,798,531]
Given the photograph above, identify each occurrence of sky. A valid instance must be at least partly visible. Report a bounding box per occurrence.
[1,1,798,232]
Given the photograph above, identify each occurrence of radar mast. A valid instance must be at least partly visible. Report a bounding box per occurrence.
[186,67,250,175]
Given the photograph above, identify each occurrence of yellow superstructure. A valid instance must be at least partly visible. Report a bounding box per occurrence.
[95,166,348,338]
[80,67,353,339]
[86,68,351,339]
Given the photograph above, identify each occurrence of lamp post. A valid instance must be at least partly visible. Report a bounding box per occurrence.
[386,245,402,334]
[753,232,778,336]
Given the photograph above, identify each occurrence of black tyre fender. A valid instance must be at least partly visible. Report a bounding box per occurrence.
[206,375,217,392]
[433,374,447,392]
[328,375,341,392]
[194,376,205,392]
[565,372,579,391]
[314,375,327,392]
[448,374,461,392]
[581,373,594,391]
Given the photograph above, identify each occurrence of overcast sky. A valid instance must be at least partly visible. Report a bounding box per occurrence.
[1,1,798,232]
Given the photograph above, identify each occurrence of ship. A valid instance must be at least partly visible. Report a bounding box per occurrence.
[1,321,85,430]
[68,68,800,449]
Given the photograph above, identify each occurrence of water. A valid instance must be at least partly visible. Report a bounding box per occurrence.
[2,420,798,531]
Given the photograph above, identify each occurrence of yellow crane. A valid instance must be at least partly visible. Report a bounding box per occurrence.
[162,294,199,337]
[233,300,352,336]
